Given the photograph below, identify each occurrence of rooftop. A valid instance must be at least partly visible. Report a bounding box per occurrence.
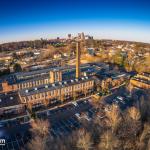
[0,92,21,109]
[141,72,150,78]
[19,76,93,97]
[3,63,103,85]
[132,77,150,85]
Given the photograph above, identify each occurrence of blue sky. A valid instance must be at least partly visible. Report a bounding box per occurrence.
[0,0,150,43]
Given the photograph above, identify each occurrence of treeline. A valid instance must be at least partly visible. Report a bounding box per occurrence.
[93,40,150,49]
[90,48,150,73]
[0,39,66,52]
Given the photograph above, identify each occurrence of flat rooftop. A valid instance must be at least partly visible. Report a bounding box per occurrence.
[0,92,21,109]
[4,63,105,85]
[132,77,150,85]
[141,72,150,78]
[19,76,94,97]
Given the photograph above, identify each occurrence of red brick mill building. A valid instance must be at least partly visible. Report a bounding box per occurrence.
[0,42,95,119]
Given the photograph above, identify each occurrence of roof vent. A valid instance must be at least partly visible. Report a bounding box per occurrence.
[45,85,48,88]
[75,79,78,82]
[64,81,67,84]
[10,97,13,100]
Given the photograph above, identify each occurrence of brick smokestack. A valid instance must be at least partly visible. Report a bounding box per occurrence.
[76,42,80,78]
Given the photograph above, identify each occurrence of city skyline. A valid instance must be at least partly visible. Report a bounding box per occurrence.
[0,0,150,43]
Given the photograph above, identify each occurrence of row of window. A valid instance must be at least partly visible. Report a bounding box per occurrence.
[22,80,94,102]
[17,79,49,89]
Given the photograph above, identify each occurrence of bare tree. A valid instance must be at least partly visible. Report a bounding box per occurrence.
[76,129,93,150]
[98,130,120,150]
[27,119,52,150]
[127,106,141,121]
[138,95,150,122]
[137,123,150,150]
[147,139,150,150]
[105,104,122,133]
[28,135,46,150]
[63,133,78,150]
[30,119,50,137]
[39,45,56,60]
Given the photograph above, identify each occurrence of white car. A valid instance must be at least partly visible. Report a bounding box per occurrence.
[117,96,124,101]
[72,102,78,106]
[47,111,51,116]
[75,113,81,119]
[98,115,105,119]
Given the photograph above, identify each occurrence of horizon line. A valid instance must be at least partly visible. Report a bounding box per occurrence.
[1,36,150,45]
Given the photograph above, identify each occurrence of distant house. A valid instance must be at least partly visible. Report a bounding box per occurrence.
[53,52,62,59]
[117,45,123,49]
[0,55,12,62]
[130,73,150,89]
[63,53,70,57]
[108,49,116,56]
[145,52,150,57]
[34,52,40,55]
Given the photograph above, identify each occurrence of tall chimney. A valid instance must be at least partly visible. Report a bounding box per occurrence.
[76,42,80,78]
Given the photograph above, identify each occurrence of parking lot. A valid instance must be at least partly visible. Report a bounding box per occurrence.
[108,94,132,109]
[103,88,133,110]
[0,132,30,150]
[0,99,96,150]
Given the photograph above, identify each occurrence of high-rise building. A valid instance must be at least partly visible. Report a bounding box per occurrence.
[68,34,71,39]
[81,32,85,41]
[78,33,81,39]
[77,32,85,41]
